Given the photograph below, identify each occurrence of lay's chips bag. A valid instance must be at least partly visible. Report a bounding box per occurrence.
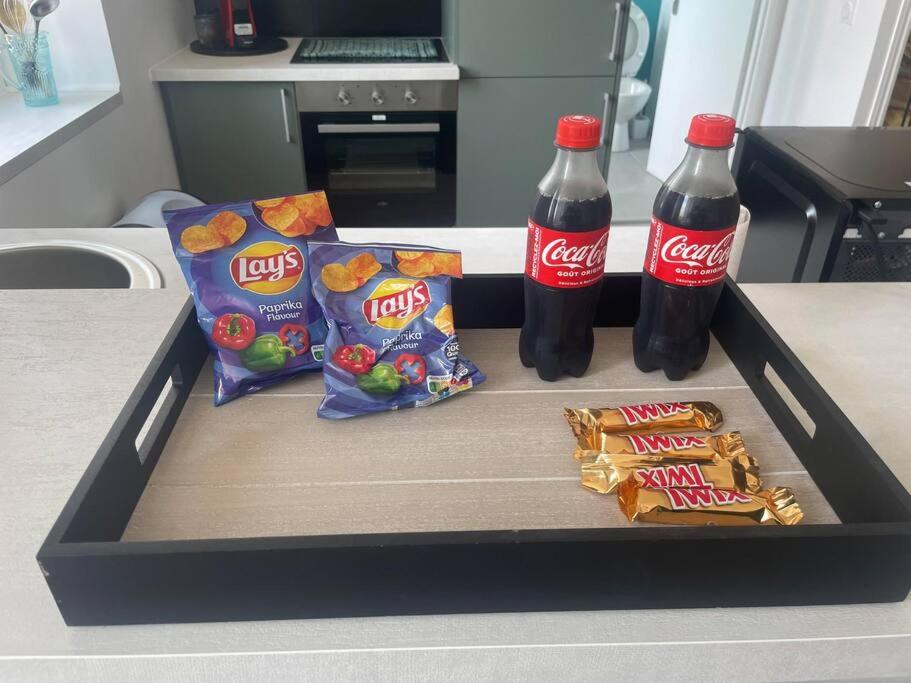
[165,192,337,405]
[308,242,485,419]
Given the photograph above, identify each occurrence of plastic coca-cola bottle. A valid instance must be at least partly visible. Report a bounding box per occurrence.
[633,113,740,381]
[520,114,612,381]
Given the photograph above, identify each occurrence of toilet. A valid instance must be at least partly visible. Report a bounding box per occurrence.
[612,2,651,152]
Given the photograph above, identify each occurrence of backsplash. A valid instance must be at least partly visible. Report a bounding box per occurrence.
[194,0,442,37]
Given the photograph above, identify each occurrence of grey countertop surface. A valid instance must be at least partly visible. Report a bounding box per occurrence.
[150,37,460,83]
[1,229,909,681]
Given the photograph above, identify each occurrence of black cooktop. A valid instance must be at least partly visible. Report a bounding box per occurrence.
[291,37,446,63]
[747,127,911,200]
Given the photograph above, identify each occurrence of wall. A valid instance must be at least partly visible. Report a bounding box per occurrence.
[760,0,889,125]
[645,0,672,123]
[41,0,119,91]
[646,0,756,181]
[0,0,195,228]
[635,0,662,80]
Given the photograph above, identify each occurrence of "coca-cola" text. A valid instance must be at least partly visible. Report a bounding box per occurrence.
[644,217,736,287]
[525,220,610,289]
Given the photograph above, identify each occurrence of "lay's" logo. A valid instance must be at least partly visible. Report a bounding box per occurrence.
[363,278,431,329]
[230,241,304,295]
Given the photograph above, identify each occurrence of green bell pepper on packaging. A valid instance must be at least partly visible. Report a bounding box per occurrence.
[239,334,295,372]
[356,363,407,394]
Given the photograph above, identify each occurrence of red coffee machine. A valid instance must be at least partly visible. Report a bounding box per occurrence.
[220,0,257,49]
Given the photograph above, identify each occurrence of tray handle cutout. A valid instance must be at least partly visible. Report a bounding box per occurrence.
[135,365,184,466]
[760,361,817,439]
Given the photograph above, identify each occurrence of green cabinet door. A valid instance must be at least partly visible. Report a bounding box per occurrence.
[161,82,306,204]
[447,0,624,77]
[456,76,614,227]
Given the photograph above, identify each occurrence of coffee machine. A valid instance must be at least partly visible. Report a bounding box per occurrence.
[191,0,286,56]
[220,0,257,49]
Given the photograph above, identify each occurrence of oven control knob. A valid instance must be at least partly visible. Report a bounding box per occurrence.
[404,88,419,105]
[337,88,351,106]
[371,89,385,106]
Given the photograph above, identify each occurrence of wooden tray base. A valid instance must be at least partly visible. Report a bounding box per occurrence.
[123,328,838,542]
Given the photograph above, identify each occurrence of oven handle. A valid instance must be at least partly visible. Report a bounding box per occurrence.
[316,123,441,134]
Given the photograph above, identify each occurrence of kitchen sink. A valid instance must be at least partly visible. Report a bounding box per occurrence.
[0,240,161,289]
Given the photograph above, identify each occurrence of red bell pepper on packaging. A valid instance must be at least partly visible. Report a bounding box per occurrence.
[395,354,427,385]
[212,313,256,350]
[332,344,376,375]
[279,323,310,356]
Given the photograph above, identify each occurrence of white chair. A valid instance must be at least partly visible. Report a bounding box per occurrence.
[113,190,204,228]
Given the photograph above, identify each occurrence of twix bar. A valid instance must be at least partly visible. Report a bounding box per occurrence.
[565,401,723,438]
[618,479,803,526]
[581,451,761,495]
[574,430,746,463]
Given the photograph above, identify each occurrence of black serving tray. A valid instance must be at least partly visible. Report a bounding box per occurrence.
[37,275,911,625]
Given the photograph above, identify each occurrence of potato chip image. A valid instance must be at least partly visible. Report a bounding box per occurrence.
[433,304,455,337]
[394,250,427,261]
[267,213,316,238]
[431,252,462,277]
[285,214,318,237]
[208,210,247,245]
[180,224,224,254]
[261,203,300,235]
[347,252,382,281]
[253,197,287,209]
[397,254,437,278]
[292,192,333,227]
[321,263,359,292]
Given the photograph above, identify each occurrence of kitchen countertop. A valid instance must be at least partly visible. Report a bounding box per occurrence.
[0,226,652,289]
[150,37,460,83]
[1,230,909,680]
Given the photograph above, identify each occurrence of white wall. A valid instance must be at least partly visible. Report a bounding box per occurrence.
[760,0,889,125]
[646,0,757,181]
[0,0,194,228]
[42,0,119,91]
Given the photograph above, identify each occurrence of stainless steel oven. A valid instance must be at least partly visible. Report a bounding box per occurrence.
[296,81,457,227]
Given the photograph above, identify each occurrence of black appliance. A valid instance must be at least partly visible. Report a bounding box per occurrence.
[190,0,288,56]
[734,126,911,282]
[220,0,257,48]
[296,81,457,227]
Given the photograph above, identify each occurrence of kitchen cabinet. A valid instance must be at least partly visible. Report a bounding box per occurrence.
[443,0,623,77]
[161,82,306,204]
[456,76,614,227]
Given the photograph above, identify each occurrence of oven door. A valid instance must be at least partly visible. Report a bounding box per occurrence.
[301,112,456,227]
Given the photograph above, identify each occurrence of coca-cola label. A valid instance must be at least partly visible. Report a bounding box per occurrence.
[525,219,610,289]
[643,217,736,287]
[617,402,691,426]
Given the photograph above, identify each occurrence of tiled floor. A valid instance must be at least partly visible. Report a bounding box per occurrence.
[607,141,662,223]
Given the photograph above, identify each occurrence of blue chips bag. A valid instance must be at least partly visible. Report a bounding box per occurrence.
[165,192,337,405]
[308,241,485,419]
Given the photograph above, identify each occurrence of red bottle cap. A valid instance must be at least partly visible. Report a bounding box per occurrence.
[686,113,736,148]
[555,114,602,149]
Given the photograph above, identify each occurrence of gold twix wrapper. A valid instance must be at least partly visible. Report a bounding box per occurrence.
[617,479,803,526]
[581,451,761,495]
[574,430,746,463]
[564,401,722,439]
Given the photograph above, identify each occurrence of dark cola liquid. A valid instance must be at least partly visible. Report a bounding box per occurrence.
[520,193,613,381]
[633,187,740,380]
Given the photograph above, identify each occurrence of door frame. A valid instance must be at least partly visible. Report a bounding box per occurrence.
[855,0,911,126]
[732,0,788,128]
